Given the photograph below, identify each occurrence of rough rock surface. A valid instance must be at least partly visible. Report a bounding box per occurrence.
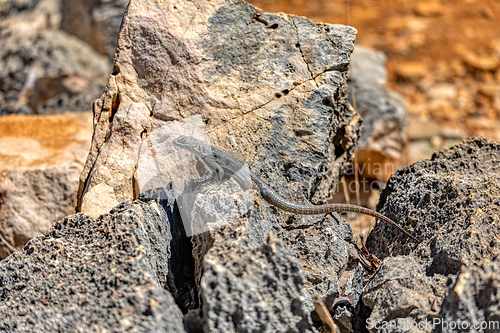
[77,0,360,215]
[372,137,500,266]
[435,257,500,333]
[353,138,500,332]
[348,46,407,182]
[0,0,109,115]
[201,233,318,332]
[0,182,349,332]
[180,176,355,316]
[61,0,130,60]
[0,113,92,258]
[0,199,185,332]
[359,257,447,332]
[277,212,356,310]
[176,176,352,331]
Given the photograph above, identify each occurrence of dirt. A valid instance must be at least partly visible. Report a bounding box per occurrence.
[0,113,92,168]
[249,0,500,140]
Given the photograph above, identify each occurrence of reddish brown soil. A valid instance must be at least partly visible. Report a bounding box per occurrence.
[249,0,500,140]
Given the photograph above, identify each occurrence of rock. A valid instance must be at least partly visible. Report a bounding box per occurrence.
[0,199,186,332]
[277,212,356,311]
[434,257,500,333]
[0,113,92,258]
[0,0,42,17]
[352,138,500,332]
[184,178,356,318]
[462,51,500,72]
[348,46,407,181]
[80,183,121,219]
[393,61,428,81]
[371,137,500,268]
[77,0,360,215]
[0,0,109,115]
[201,233,318,332]
[359,256,447,333]
[414,2,444,17]
[61,0,130,60]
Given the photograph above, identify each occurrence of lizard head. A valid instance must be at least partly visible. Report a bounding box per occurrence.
[173,135,202,154]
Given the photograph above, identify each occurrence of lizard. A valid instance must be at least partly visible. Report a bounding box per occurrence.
[173,135,421,243]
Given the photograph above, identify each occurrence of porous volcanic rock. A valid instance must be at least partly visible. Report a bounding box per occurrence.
[373,137,500,267]
[353,138,500,332]
[0,199,186,332]
[175,175,356,318]
[201,233,318,332]
[359,257,447,332]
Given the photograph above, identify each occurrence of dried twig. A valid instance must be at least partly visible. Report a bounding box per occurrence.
[252,10,268,26]
[0,233,18,253]
[312,294,337,333]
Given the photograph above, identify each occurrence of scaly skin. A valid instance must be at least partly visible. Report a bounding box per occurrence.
[173,135,421,243]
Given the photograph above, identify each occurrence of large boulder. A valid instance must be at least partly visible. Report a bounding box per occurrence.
[0,113,92,258]
[76,0,360,216]
[350,138,500,332]
[0,198,186,332]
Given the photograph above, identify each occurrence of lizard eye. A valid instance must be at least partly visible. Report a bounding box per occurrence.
[179,137,188,143]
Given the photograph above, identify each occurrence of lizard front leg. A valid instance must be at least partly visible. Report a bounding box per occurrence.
[199,155,224,183]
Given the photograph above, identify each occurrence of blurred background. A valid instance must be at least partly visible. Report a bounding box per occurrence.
[0,0,499,255]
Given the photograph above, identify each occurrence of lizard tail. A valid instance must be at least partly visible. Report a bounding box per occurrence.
[252,176,421,243]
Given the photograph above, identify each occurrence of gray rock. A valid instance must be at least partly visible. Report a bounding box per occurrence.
[173,156,356,315]
[77,0,360,215]
[435,257,500,333]
[354,138,500,332]
[0,199,186,332]
[201,233,318,332]
[173,174,354,330]
[61,0,130,60]
[0,0,109,115]
[278,213,356,311]
[348,46,407,181]
[371,137,500,270]
[181,178,280,294]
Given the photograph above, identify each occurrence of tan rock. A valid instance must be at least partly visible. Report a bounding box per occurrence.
[393,61,428,81]
[80,183,121,219]
[462,51,500,71]
[0,113,92,258]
